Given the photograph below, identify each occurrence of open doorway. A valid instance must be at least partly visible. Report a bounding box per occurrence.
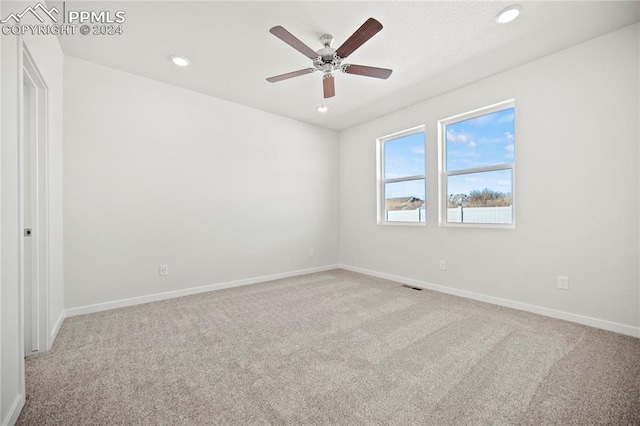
[21,44,49,356]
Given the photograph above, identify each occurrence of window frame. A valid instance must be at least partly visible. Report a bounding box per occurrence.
[376,125,427,226]
[437,100,516,228]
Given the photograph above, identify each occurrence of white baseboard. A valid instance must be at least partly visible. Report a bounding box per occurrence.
[65,264,339,318]
[2,393,25,426]
[339,264,640,338]
[49,310,66,348]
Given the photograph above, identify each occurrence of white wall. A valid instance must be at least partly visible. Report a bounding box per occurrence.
[0,2,65,423]
[63,57,338,310]
[339,24,640,334]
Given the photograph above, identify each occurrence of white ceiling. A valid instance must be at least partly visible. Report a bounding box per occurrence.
[56,1,639,131]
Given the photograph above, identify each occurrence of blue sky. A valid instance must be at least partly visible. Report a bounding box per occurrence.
[384,131,425,199]
[446,108,514,171]
[446,107,514,195]
[446,108,515,194]
[384,131,425,180]
[382,107,514,200]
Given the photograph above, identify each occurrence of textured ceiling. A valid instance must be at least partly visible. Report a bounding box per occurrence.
[55,1,640,130]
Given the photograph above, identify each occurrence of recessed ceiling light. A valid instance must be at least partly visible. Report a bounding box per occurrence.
[170,55,190,67]
[317,104,329,113]
[495,5,522,24]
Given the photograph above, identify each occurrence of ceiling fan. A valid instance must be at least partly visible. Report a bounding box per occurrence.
[266,18,393,99]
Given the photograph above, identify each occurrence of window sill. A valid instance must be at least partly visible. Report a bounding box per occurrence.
[440,222,515,229]
[377,221,427,227]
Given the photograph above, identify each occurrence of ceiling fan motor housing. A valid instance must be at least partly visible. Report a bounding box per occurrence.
[314,34,343,76]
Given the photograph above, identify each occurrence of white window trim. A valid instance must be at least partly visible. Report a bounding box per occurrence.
[377,125,426,226]
[437,99,516,229]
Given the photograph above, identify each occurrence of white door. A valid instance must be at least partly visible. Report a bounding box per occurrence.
[23,72,39,355]
[22,47,49,355]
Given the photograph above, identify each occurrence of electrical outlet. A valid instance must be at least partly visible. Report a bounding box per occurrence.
[439,260,446,271]
[309,248,315,257]
[159,265,169,276]
[557,276,569,290]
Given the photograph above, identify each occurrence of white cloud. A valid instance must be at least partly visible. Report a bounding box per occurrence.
[447,129,468,143]
[504,143,514,153]
[411,146,425,155]
[465,177,482,183]
[505,131,514,140]
[388,156,406,165]
[467,141,476,148]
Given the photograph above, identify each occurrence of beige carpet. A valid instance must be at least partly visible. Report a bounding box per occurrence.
[18,269,640,425]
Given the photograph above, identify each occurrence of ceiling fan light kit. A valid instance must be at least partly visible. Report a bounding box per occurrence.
[266,18,393,100]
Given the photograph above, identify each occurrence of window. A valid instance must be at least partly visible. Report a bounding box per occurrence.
[439,100,515,226]
[377,126,426,224]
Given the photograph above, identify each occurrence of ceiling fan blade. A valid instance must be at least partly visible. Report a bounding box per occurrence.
[266,68,316,83]
[343,64,393,79]
[335,18,383,59]
[323,75,335,98]
[270,26,319,59]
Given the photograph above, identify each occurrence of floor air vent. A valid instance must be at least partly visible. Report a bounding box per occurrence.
[401,284,423,291]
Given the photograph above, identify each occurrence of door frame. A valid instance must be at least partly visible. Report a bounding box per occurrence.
[19,41,50,356]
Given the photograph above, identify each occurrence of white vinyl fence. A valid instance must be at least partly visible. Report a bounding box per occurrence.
[386,209,426,222]
[386,206,512,224]
[447,206,512,224]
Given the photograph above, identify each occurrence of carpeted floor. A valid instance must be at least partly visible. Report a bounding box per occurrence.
[17,269,640,425]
